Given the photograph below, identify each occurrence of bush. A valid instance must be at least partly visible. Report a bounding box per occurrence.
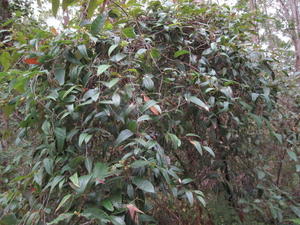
[1,1,298,225]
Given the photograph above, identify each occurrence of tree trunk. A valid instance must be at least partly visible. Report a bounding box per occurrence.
[278,0,300,72]
[0,0,11,23]
[0,0,11,42]
[290,0,300,71]
[294,39,300,72]
[249,0,260,44]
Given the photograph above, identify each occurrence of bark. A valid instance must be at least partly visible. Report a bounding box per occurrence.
[0,0,11,42]
[294,39,300,71]
[249,0,260,44]
[278,0,300,72]
[0,0,10,22]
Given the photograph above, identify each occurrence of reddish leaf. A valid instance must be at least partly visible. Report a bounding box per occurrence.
[24,58,40,65]
[96,178,105,184]
[142,94,161,115]
[126,204,144,224]
[30,187,37,192]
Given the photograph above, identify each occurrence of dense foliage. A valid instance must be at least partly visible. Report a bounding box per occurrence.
[0,1,299,225]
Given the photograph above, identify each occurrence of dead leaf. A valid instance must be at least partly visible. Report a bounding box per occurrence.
[126,204,144,224]
[143,94,161,115]
[50,27,58,35]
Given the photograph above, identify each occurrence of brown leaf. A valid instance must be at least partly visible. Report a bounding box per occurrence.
[50,27,58,35]
[126,204,144,224]
[143,94,161,115]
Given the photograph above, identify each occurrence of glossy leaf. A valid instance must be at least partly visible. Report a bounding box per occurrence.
[97,64,111,75]
[48,213,73,224]
[77,45,89,59]
[54,67,65,86]
[187,95,209,111]
[91,14,106,36]
[54,127,66,151]
[115,129,133,146]
[203,146,215,157]
[55,194,72,212]
[132,177,155,193]
[93,162,109,179]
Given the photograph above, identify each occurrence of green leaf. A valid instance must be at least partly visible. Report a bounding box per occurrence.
[288,151,298,162]
[174,50,189,58]
[137,115,152,122]
[54,67,65,86]
[43,158,54,175]
[165,132,181,149]
[291,206,300,218]
[50,176,64,193]
[115,129,133,146]
[54,127,66,151]
[97,64,111,75]
[42,120,51,135]
[190,140,203,155]
[131,160,150,168]
[203,146,215,157]
[79,133,92,147]
[77,45,89,59]
[288,219,300,224]
[76,175,92,194]
[62,85,79,99]
[122,27,136,38]
[87,0,99,19]
[108,44,118,56]
[150,48,160,59]
[34,168,43,186]
[0,214,18,225]
[187,95,209,111]
[47,213,73,224]
[185,191,194,206]
[82,208,108,221]
[55,194,72,212]
[65,50,82,65]
[82,88,99,102]
[0,52,11,71]
[91,14,106,36]
[132,177,155,193]
[111,216,126,225]
[62,0,74,10]
[272,132,282,144]
[143,75,154,90]
[52,0,60,17]
[182,178,193,184]
[101,199,114,212]
[110,53,126,62]
[102,78,120,89]
[93,162,109,179]
[85,157,93,173]
[70,173,80,188]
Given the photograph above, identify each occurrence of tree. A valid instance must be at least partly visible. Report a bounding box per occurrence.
[277,0,300,72]
[0,0,11,42]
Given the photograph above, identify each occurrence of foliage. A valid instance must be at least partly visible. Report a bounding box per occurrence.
[0,1,299,225]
